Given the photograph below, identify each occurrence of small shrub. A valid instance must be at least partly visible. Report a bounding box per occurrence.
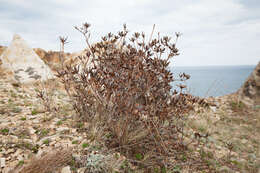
[57,22,200,169]
[85,152,108,173]
[36,80,59,113]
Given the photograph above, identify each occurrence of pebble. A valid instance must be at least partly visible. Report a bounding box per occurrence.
[210,106,217,112]
[28,127,36,134]
[57,127,69,132]
[71,128,77,133]
[218,166,234,173]
[32,119,40,123]
[77,167,86,173]
[6,149,15,155]
[9,135,19,143]
[17,155,23,161]
[0,158,5,168]
[23,138,33,144]
[50,141,56,146]
[241,139,248,144]
[61,166,71,173]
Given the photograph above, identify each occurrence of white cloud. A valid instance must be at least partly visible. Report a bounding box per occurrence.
[0,0,259,66]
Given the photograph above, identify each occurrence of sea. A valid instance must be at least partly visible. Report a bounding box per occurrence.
[170,65,256,98]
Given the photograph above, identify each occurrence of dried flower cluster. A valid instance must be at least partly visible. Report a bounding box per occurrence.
[57,23,201,168]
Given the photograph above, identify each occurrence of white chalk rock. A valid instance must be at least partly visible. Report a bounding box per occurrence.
[0,158,5,168]
[61,166,71,173]
[0,34,54,83]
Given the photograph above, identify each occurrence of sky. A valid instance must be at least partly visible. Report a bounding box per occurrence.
[0,0,259,66]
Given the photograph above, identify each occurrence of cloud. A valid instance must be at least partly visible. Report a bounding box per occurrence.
[0,0,259,66]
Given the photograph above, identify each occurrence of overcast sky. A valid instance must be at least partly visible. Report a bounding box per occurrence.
[0,0,259,66]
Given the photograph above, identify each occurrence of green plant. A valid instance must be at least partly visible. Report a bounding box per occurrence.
[36,129,49,138]
[161,167,167,173]
[72,140,78,144]
[1,128,9,135]
[43,139,50,145]
[41,129,49,136]
[76,122,84,128]
[18,160,24,166]
[20,117,26,121]
[135,153,143,160]
[56,120,63,125]
[32,145,39,153]
[82,143,89,148]
[31,109,39,115]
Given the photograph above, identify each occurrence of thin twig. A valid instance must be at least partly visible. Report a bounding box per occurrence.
[148,24,155,43]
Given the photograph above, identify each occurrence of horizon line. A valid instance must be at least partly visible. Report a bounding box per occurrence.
[171,64,257,67]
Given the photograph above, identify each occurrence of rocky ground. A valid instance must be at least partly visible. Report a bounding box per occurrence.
[184,95,260,172]
[0,77,125,173]
[0,74,259,172]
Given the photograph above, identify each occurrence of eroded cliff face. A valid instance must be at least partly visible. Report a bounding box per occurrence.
[0,45,73,71]
[0,46,6,55]
[238,62,260,105]
[0,46,7,65]
[33,48,72,71]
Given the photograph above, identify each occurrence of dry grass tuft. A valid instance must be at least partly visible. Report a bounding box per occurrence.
[13,148,72,173]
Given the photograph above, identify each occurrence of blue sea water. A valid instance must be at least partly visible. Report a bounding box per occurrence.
[170,65,255,98]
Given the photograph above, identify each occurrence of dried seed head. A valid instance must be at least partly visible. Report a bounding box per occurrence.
[83,22,91,29]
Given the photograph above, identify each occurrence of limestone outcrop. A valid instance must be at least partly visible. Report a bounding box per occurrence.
[238,62,260,105]
[0,34,54,83]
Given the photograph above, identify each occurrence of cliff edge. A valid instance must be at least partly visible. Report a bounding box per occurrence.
[238,62,260,105]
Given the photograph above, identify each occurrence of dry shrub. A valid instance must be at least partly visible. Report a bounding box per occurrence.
[17,148,72,173]
[35,79,62,112]
[57,23,200,169]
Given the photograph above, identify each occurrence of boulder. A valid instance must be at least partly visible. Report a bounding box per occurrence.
[0,34,54,83]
